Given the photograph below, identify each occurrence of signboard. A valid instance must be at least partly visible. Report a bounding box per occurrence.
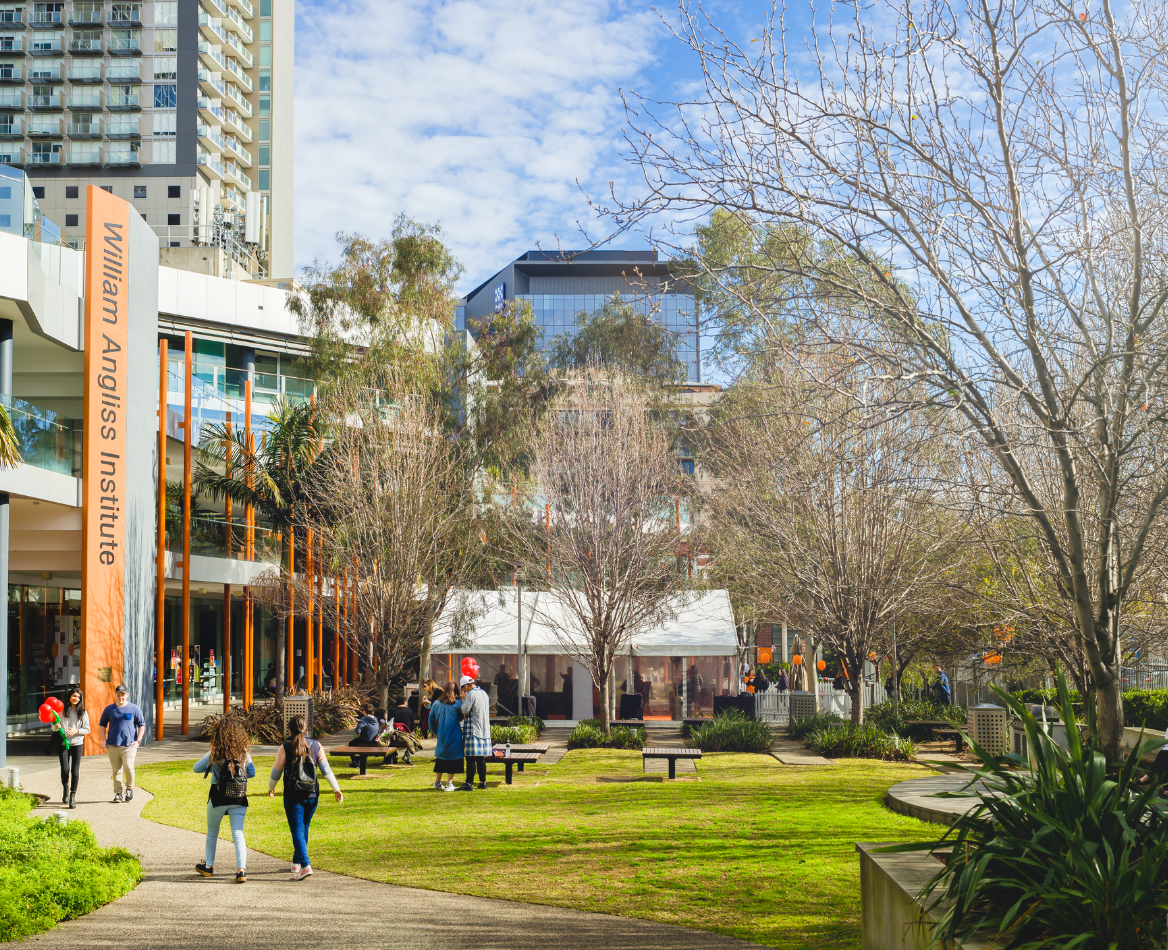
[493,283,505,311]
[79,185,158,753]
[757,646,773,664]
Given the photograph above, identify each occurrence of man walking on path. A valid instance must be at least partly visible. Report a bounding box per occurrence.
[99,684,146,803]
[456,675,490,791]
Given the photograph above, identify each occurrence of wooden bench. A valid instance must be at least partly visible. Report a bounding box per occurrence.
[642,746,702,779]
[492,744,548,773]
[609,719,644,728]
[489,750,542,784]
[330,745,399,776]
[932,729,965,754]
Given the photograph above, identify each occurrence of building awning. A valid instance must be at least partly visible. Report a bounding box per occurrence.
[432,589,738,657]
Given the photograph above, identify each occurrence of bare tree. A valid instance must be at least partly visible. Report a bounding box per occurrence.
[503,370,691,733]
[603,0,1168,759]
[701,358,969,722]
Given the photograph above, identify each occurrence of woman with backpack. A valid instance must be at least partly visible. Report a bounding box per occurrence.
[268,714,343,880]
[192,717,255,883]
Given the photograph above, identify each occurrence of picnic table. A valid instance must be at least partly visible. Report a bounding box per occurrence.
[492,743,549,772]
[906,720,964,753]
[330,745,396,776]
[642,746,702,779]
[608,719,644,728]
[490,748,542,784]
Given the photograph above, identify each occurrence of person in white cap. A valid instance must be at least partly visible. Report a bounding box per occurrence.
[455,675,490,791]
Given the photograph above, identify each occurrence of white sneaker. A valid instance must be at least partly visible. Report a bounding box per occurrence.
[432,780,442,789]
[293,866,313,881]
[443,781,456,792]
[291,863,300,875]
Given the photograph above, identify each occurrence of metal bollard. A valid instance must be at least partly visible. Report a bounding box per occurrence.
[5,766,18,789]
[51,810,68,824]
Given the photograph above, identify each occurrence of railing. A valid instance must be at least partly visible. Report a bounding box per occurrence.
[196,96,225,122]
[0,121,19,136]
[198,39,226,70]
[166,514,280,562]
[29,11,62,25]
[224,108,250,140]
[0,13,24,25]
[67,63,102,81]
[30,37,63,53]
[224,161,251,191]
[25,151,59,164]
[67,147,102,164]
[68,37,102,53]
[105,119,137,136]
[197,151,225,179]
[66,121,101,136]
[106,92,139,108]
[105,146,138,164]
[26,65,61,81]
[755,683,888,724]
[0,66,20,81]
[0,38,22,52]
[105,63,139,81]
[226,57,251,91]
[224,4,252,41]
[27,94,61,108]
[107,36,141,53]
[225,82,250,115]
[225,138,251,166]
[226,0,253,18]
[198,10,230,46]
[0,93,21,108]
[66,95,101,110]
[109,8,143,26]
[197,67,225,97]
[1,394,77,477]
[225,30,251,66]
[68,9,102,24]
[197,124,227,151]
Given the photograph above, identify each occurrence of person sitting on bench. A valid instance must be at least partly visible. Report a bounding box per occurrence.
[349,703,380,766]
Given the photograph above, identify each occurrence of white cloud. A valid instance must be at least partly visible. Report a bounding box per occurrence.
[293,0,664,292]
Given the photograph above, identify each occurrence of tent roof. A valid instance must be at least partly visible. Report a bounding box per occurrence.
[432,589,738,656]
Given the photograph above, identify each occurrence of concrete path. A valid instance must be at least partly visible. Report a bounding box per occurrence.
[769,737,833,766]
[885,773,985,826]
[17,752,761,950]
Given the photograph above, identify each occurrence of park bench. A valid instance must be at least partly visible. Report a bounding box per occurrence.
[642,746,702,779]
[490,749,542,784]
[492,743,548,773]
[329,745,400,776]
[609,719,644,728]
[932,729,965,754]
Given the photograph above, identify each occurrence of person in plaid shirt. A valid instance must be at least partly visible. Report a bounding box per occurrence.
[455,675,491,791]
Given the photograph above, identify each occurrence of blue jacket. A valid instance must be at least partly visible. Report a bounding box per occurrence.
[429,699,463,760]
[354,714,379,744]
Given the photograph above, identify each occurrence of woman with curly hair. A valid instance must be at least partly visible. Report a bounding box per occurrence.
[192,717,256,883]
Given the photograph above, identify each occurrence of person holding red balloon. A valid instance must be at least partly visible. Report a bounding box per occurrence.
[455,658,489,792]
[58,687,88,809]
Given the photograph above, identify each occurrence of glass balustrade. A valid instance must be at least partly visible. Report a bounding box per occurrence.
[0,393,77,477]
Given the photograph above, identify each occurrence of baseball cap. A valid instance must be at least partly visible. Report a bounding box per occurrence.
[459,675,475,687]
[114,684,127,694]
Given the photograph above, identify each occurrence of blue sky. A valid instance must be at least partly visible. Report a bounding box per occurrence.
[291,0,769,295]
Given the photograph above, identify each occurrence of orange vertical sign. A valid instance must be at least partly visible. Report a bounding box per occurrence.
[80,186,131,754]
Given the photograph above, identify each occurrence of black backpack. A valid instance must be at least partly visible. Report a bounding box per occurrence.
[204,757,248,802]
[285,741,319,797]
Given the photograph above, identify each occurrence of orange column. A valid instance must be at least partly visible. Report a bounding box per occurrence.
[285,520,294,694]
[181,330,192,735]
[332,571,340,691]
[243,586,252,707]
[315,538,323,691]
[341,569,349,686]
[223,583,231,710]
[305,528,315,693]
[154,339,167,740]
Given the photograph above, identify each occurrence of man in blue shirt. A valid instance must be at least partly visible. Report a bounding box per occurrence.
[933,665,952,706]
[99,684,146,803]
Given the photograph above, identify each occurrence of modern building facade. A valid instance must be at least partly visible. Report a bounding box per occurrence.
[460,249,701,382]
[0,184,322,760]
[0,0,293,279]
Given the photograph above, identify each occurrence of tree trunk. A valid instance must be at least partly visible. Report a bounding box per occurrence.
[848,678,863,725]
[419,616,433,687]
[1094,672,1124,763]
[600,669,611,735]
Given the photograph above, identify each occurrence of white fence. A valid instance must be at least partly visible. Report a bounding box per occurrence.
[755,682,888,724]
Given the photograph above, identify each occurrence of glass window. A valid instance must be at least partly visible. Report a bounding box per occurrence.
[153,0,176,24]
[259,0,270,13]
[258,169,269,191]
[257,143,269,165]
[153,82,176,108]
[153,27,176,51]
[30,29,56,50]
[258,96,269,116]
[151,139,175,164]
[258,69,270,92]
[152,110,175,135]
[153,55,176,80]
[258,45,271,66]
[259,20,271,40]
[258,119,269,141]
[109,28,140,51]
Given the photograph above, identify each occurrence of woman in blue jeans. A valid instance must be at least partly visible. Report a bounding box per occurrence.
[268,714,343,880]
[192,718,255,883]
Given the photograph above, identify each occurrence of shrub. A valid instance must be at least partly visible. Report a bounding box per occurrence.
[787,712,846,741]
[1010,686,1168,730]
[865,699,966,739]
[567,722,646,750]
[506,715,545,735]
[895,673,1168,949]
[805,721,915,761]
[0,787,142,940]
[196,685,371,744]
[491,725,538,745]
[689,709,774,753]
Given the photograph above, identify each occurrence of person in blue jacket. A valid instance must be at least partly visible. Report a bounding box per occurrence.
[192,717,255,883]
[428,681,463,791]
[348,702,380,766]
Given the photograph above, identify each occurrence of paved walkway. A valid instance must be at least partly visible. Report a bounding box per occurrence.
[769,737,833,766]
[17,749,761,950]
[885,773,984,826]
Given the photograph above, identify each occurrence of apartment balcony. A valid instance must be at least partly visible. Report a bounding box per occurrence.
[225,83,250,116]
[197,67,225,98]
[224,5,252,42]
[67,37,103,55]
[104,145,139,167]
[109,10,143,28]
[202,0,228,18]
[67,62,102,82]
[27,93,63,110]
[24,149,61,166]
[0,65,21,83]
[25,117,63,137]
[67,9,102,25]
[0,13,25,29]
[224,161,250,191]
[196,95,224,124]
[0,146,17,164]
[196,151,225,180]
[197,39,226,71]
[226,57,251,92]
[65,118,101,137]
[105,118,138,138]
[225,110,251,142]
[0,90,20,108]
[105,91,139,110]
[225,138,251,167]
[225,30,251,66]
[28,11,63,26]
[26,64,63,82]
[107,36,141,55]
[0,117,19,138]
[66,93,102,110]
[66,145,102,166]
[29,38,63,54]
[105,62,140,82]
[0,37,23,53]
[196,123,226,152]
[197,10,230,46]
[225,0,253,19]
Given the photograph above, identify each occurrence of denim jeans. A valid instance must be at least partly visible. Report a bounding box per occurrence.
[206,801,248,870]
[283,796,318,867]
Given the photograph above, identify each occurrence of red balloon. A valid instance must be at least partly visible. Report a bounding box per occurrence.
[461,657,480,679]
[45,696,64,714]
[38,704,55,724]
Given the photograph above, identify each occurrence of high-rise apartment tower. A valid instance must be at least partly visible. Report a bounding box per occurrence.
[0,0,292,278]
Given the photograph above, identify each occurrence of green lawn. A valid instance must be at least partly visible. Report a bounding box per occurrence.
[136,751,936,949]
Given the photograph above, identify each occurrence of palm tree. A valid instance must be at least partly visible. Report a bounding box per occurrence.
[0,401,28,469]
[194,398,320,699]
